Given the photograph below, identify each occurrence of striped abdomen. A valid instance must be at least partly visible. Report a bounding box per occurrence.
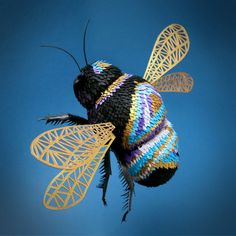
[123,82,179,186]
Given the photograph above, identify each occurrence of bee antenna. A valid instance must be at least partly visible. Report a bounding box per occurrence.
[83,20,90,66]
[40,45,81,71]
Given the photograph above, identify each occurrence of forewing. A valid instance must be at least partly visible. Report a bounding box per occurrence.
[43,140,114,210]
[30,123,115,169]
[153,72,194,93]
[144,24,190,84]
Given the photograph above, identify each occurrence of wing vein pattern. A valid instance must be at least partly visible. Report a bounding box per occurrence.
[30,123,115,209]
[30,123,115,169]
[144,24,190,84]
[43,141,113,209]
[152,72,194,92]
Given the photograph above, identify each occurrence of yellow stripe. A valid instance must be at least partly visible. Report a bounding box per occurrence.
[96,74,129,105]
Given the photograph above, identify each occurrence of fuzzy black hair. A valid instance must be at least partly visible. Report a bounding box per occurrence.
[73,64,123,109]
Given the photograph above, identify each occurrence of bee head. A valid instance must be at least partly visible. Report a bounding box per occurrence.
[73,61,122,109]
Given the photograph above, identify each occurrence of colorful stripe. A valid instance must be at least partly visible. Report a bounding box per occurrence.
[123,82,166,149]
[126,120,179,181]
[92,61,111,74]
[95,74,132,109]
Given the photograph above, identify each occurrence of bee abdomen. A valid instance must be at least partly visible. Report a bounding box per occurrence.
[125,119,179,186]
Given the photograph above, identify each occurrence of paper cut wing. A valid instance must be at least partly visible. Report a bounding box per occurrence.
[143,24,193,93]
[30,123,115,209]
[152,72,193,93]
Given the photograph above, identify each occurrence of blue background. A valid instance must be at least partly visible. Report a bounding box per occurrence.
[0,0,236,235]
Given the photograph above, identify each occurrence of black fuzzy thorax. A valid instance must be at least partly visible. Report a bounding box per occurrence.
[89,75,145,133]
[88,75,144,162]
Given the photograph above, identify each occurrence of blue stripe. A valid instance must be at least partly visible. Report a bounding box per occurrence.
[129,129,178,176]
[154,133,178,163]
[129,132,171,176]
[162,152,179,163]
[128,104,166,145]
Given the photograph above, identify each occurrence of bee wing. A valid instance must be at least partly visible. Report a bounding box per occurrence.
[152,72,194,93]
[43,140,114,209]
[30,123,115,169]
[143,24,190,84]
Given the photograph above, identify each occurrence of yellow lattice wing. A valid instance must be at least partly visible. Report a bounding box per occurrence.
[30,123,115,169]
[152,72,194,93]
[143,24,190,84]
[43,140,114,209]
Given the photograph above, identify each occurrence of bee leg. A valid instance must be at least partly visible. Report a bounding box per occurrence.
[40,113,88,125]
[119,164,134,222]
[97,150,111,206]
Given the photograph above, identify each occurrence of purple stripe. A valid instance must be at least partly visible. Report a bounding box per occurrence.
[124,118,166,163]
[138,116,145,132]
[125,149,141,163]
[140,117,166,145]
[137,101,145,134]
[137,93,149,133]
[147,96,153,117]
[127,117,166,151]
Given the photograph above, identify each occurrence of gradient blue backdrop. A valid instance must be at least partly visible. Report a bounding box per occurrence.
[0,0,236,235]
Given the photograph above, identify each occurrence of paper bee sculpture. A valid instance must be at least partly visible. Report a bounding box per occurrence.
[30,24,193,221]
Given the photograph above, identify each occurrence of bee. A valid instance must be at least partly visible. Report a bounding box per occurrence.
[30,23,194,222]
